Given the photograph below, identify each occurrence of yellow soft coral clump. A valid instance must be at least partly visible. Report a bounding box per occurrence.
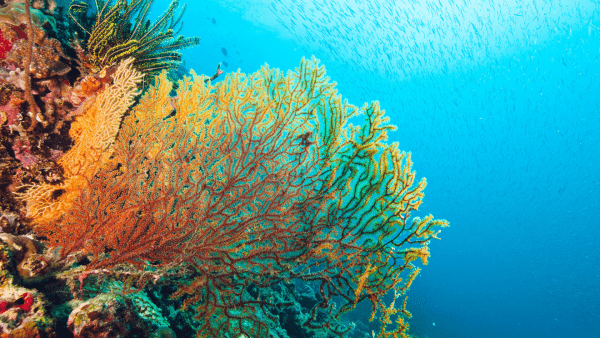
[19,58,143,224]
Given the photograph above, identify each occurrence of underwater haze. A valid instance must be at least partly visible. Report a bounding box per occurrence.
[162,0,600,337]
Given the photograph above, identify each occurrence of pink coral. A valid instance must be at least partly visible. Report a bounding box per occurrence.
[0,100,20,127]
[12,139,39,167]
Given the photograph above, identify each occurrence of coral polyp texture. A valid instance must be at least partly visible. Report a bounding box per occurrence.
[0,1,447,338]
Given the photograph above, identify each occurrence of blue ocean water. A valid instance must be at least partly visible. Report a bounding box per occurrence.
[154,1,600,337]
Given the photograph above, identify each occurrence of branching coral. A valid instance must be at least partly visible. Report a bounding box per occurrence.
[23,57,448,337]
[69,0,200,76]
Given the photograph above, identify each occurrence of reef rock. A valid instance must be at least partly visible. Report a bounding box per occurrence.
[67,287,172,338]
[0,285,56,337]
[0,233,51,285]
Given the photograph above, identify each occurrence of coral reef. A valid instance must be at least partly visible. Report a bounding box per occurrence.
[0,1,447,338]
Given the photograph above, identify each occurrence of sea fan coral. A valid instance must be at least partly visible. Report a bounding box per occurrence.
[18,57,143,223]
[27,57,447,337]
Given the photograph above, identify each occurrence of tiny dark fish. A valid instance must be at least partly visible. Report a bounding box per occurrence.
[211,18,216,25]
[222,61,229,68]
[221,47,228,57]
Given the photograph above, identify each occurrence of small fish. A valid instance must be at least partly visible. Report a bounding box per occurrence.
[221,47,228,57]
